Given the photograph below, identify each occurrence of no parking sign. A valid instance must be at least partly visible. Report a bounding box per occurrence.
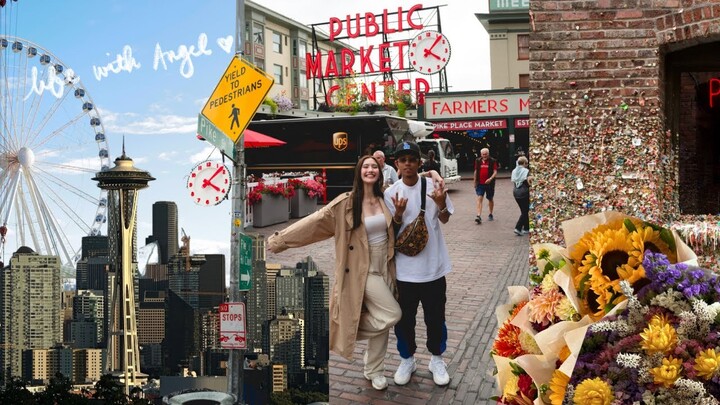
[219,302,246,349]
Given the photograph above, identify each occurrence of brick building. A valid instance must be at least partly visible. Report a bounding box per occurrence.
[529,1,720,264]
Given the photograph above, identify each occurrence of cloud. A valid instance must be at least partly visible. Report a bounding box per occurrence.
[157,151,178,160]
[99,108,196,135]
[188,145,224,163]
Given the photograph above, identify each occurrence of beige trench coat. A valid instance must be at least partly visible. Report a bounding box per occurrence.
[267,192,396,360]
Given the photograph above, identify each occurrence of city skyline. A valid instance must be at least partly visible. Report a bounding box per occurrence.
[0,1,489,281]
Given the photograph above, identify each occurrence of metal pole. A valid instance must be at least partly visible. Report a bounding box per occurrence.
[229,0,246,402]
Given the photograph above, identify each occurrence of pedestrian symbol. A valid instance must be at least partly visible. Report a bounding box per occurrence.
[201,56,274,143]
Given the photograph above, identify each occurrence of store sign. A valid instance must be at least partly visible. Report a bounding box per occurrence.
[433,119,507,131]
[425,93,529,119]
[710,78,720,108]
[514,118,530,128]
[490,0,530,12]
[308,4,431,105]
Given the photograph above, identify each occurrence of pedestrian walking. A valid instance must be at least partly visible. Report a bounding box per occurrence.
[421,149,441,173]
[472,147,498,224]
[384,141,454,387]
[511,156,530,235]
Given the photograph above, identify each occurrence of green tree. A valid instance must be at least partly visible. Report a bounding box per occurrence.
[34,373,89,405]
[93,374,127,405]
[0,376,34,405]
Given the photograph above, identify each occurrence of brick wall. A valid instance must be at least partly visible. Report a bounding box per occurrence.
[529,1,720,264]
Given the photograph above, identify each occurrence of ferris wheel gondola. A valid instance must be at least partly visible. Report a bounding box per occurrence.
[0,36,110,268]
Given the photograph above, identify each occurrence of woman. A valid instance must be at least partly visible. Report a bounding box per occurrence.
[511,156,530,235]
[268,156,442,390]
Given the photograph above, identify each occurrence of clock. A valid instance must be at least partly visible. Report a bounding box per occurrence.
[408,30,451,75]
[187,160,232,206]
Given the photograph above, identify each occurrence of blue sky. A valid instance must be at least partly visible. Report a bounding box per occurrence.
[1,0,488,279]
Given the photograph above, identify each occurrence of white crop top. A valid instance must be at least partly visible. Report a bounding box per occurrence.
[364,214,387,244]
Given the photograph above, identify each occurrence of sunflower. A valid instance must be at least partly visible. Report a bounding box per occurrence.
[579,228,644,317]
[548,370,570,405]
[629,224,677,266]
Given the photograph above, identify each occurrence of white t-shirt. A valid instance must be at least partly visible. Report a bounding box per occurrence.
[384,177,454,283]
[381,164,399,186]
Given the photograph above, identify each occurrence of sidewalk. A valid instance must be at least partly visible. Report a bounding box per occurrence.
[255,178,530,404]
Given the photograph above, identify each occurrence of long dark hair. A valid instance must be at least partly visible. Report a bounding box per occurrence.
[351,155,384,229]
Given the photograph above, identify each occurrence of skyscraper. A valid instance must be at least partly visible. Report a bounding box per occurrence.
[303,264,329,368]
[0,248,62,379]
[246,235,267,353]
[151,201,178,265]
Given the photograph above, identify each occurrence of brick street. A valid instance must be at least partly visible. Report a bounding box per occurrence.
[252,174,530,404]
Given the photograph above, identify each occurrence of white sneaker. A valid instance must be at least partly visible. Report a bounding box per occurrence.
[429,355,450,386]
[365,374,388,390]
[393,356,417,385]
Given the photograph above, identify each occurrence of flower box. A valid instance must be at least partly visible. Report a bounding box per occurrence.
[290,191,317,218]
[252,193,289,227]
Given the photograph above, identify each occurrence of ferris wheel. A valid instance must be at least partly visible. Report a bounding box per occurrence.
[0,36,110,268]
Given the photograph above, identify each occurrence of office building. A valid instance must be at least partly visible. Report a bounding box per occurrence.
[150,201,179,265]
[0,248,62,379]
[246,234,267,353]
[268,313,304,385]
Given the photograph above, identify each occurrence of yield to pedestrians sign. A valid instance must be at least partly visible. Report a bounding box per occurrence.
[201,56,274,143]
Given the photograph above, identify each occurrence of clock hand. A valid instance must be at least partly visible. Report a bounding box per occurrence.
[202,178,221,191]
[207,166,225,182]
[427,35,443,53]
[423,49,441,60]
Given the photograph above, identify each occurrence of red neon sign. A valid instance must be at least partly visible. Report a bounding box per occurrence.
[710,78,720,108]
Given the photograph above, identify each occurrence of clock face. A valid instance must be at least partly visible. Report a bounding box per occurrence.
[187,160,232,206]
[408,30,451,75]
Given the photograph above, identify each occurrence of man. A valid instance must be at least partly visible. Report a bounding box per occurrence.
[384,141,454,387]
[473,147,498,224]
[373,150,398,189]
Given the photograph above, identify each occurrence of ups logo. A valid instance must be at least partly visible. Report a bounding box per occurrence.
[332,132,348,151]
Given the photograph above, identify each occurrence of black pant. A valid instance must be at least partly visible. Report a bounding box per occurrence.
[515,196,529,231]
[394,276,447,358]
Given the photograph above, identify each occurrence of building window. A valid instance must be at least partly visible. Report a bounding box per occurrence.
[299,41,307,59]
[299,71,308,89]
[253,23,264,44]
[272,32,282,53]
[300,100,309,110]
[273,64,283,85]
[255,59,265,71]
[519,74,529,89]
[517,34,529,60]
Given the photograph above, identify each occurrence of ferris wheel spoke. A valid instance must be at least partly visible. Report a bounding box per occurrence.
[20,63,55,147]
[34,165,99,204]
[33,173,99,216]
[0,168,21,226]
[29,105,85,151]
[37,161,98,174]
[23,170,74,263]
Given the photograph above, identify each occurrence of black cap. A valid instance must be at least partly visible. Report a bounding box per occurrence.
[395,141,421,158]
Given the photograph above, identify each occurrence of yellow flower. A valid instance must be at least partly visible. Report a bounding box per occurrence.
[548,370,570,405]
[502,373,520,401]
[558,345,571,362]
[629,223,677,266]
[694,348,720,380]
[650,356,683,387]
[640,315,678,355]
[573,377,613,405]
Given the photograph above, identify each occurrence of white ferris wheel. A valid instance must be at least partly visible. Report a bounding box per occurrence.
[0,35,110,269]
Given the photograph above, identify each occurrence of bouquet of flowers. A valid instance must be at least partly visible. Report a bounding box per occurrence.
[563,251,720,404]
[272,91,294,112]
[491,211,706,404]
[247,181,294,205]
[287,178,325,199]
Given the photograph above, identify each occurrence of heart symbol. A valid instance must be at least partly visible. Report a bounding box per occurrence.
[217,36,233,53]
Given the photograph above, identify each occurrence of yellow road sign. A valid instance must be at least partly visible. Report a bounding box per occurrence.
[201,56,274,142]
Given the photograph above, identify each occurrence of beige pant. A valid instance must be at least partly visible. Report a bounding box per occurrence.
[356,241,402,378]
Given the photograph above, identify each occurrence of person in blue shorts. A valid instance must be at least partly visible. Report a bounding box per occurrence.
[472,148,498,224]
